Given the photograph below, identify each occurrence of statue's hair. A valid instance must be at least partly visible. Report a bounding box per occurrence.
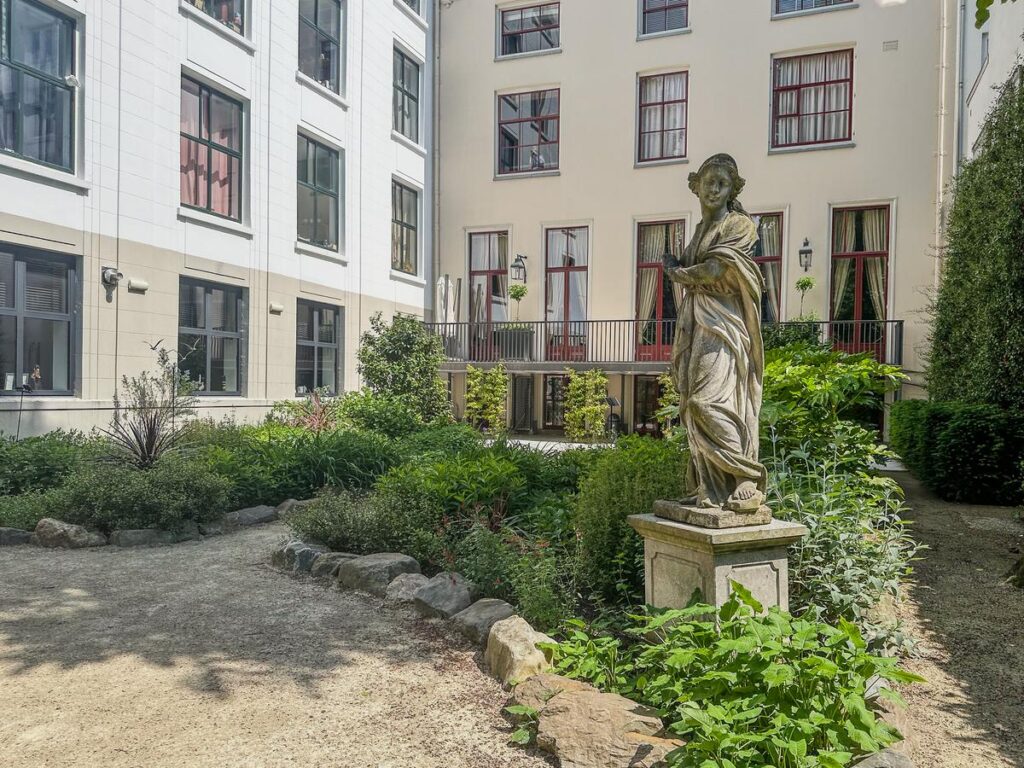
[688,153,750,216]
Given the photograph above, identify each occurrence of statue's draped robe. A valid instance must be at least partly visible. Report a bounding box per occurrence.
[669,211,767,507]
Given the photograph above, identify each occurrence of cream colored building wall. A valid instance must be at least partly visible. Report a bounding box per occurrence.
[0,0,434,436]
[437,0,959,397]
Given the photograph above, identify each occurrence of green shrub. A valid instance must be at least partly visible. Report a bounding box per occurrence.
[270,389,344,432]
[0,431,99,496]
[337,389,426,438]
[394,423,484,461]
[890,400,1024,504]
[762,321,822,351]
[564,369,609,443]
[0,455,232,534]
[575,436,688,605]
[547,586,922,768]
[465,364,509,434]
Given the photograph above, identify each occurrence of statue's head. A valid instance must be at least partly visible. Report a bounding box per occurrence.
[688,154,747,214]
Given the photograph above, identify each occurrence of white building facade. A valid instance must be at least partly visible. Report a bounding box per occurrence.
[433,0,959,434]
[0,0,433,435]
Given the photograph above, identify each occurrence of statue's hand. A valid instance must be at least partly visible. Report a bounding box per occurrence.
[662,253,681,271]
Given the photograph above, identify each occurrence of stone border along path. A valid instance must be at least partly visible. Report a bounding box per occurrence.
[0,520,553,768]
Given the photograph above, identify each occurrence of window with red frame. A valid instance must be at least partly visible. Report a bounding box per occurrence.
[545,227,587,361]
[638,71,688,162]
[636,220,684,361]
[751,212,783,323]
[499,3,559,56]
[830,206,889,356]
[641,0,688,35]
[775,0,853,14]
[772,49,853,149]
[497,89,559,175]
[469,231,509,325]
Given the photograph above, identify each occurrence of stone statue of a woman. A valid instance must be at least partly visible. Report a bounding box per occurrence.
[660,154,769,524]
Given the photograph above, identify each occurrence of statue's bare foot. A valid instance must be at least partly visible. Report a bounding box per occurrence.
[678,495,699,506]
[732,481,758,501]
[725,481,763,512]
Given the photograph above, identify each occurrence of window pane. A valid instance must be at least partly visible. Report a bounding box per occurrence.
[25,261,68,313]
[297,136,309,183]
[0,64,16,154]
[314,191,335,248]
[179,283,205,329]
[0,253,14,308]
[296,301,314,341]
[298,20,320,83]
[299,0,316,22]
[297,185,316,243]
[318,307,337,344]
[23,317,70,391]
[209,150,240,219]
[209,336,239,392]
[209,94,240,151]
[315,144,337,191]
[317,346,336,393]
[318,0,342,39]
[12,0,72,78]
[209,287,237,332]
[178,333,207,389]
[20,74,72,169]
[295,344,315,394]
[181,79,201,136]
[0,316,17,390]
[319,37,339,92]
[180,138,209,210]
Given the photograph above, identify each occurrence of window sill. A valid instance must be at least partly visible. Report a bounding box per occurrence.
[636,27,692,42]
[768,140,856,155]
[0,153,90,192]
[296,240,346,263]
[178,0,255,54]
[177,206,254,237]
[395,0,429,31]
[494,169,560,181]
[495,48,562,63]
[391,130,427,157]
[296,71,349,109]
[635,156,689,169]
[390,269,427,287]
[771,2,859,21]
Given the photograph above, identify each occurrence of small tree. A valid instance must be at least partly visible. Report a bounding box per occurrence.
[564,368,609,443]
[508,284,528,322]
[655,371,682,438]
[357,313,450,423]
[465,364,509,434]
[103,344,197,469]
[795,276,815,318]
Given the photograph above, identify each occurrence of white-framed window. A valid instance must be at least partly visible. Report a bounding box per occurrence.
[391,178,419,275]
[297,133,341,252]
[393,46,421,144]
[299,0,344,94]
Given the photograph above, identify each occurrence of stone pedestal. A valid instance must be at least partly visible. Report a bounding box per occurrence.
[628,513,808,611]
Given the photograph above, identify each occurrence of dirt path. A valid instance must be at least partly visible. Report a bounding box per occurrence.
[0,524,552,768]
[893,474,1024,768]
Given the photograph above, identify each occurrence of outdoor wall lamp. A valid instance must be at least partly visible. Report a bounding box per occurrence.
[511,254,528,283]
[798,239,813,272]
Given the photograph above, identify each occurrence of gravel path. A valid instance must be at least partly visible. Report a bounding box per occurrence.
[893,474,1024,768]
[0,524,552,768]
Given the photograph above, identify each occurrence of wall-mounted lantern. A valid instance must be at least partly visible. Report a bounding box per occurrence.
[798,238,813,272]
[511,254,528,283]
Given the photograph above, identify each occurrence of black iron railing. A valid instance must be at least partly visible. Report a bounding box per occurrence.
[425,319,904,367]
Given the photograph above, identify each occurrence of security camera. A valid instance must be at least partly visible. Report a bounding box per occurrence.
[101,267,124,286]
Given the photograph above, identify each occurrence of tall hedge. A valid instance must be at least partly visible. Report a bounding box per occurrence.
[929,69,1024,408]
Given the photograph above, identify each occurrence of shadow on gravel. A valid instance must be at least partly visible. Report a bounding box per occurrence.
[0,525,450,698]
[894,473,1024,766]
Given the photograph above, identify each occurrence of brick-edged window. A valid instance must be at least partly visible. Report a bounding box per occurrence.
[393,48,420,143]
[497,88,559,175]
[775,0,853,15]
[391,180,418,275]
[0,0,75,172]
[772,49,853,149]
[180,76,244,221]
[299,0,342,93]
[751,212,783,323]
[641,0,688,35]
[178,278,247,395]
[297,134,340,251]
[295,300,341,395]
[499,3,559,57]
[0,246,77,394]
[185,0,244,34]
[638,71,688,162]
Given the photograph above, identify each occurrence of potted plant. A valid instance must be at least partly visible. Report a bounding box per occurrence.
[494,284,534,360]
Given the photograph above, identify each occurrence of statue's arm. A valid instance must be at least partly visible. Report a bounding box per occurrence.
[664,257,726,286]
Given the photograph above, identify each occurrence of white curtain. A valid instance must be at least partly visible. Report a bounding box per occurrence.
[774,58,800,145]
[757,216,782,321]
[831,211,856,319]
[637,226,663,338]
[862,208,888,320]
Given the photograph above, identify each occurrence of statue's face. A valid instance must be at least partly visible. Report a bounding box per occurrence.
[698,166,733,211]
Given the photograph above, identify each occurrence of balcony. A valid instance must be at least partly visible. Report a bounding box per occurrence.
[424,319,905,372]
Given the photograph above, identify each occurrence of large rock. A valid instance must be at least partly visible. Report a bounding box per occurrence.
[311,552,358,579]
[535,688,674,768]
[0,527,32,546]
[511,673,594,720]
[452,598,516,645]
[337,553,420,597]
[485,615,553,684]
[295,545,328,573]
[271,540,305,570]
[110,529,177,547]
[854,750,915,768]
[223,505,277,530]
[173,521,203,542]
[32,518,106,549]
[385,572,429,604]
[413,572,473,618]
[198,520,224,536]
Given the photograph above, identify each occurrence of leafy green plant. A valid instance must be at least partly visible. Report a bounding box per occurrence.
[393,423,484,461]
[976,0,1018,27]
[0,431,100,496]
[564,368,609,443]
[505,704,539,746]
[357,313,451,423]
[465,364,509,434]
[337,389,426,438]
[508,283,528,321]
[795,276,816,317]
[655,371,682,438]
[270,388,344,432]
[547,584,923,768]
